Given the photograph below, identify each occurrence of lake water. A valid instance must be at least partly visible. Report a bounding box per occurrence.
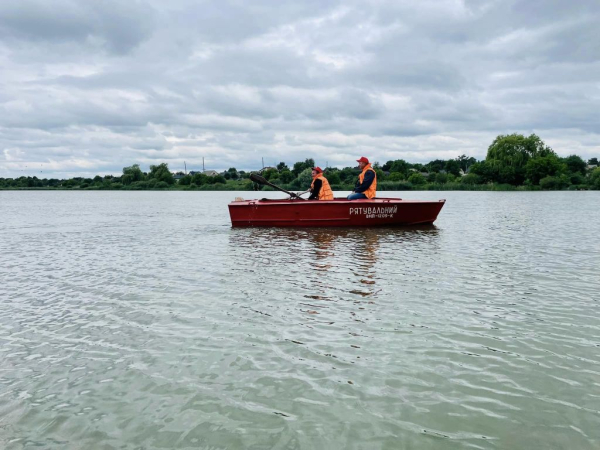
[1,190,599,450]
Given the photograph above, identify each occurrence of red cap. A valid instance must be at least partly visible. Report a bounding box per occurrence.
[356,156,369,164]
[312,166,323,173]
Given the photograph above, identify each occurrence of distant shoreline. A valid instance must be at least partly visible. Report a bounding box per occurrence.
[0,184,594,192]
[2,135,599,191]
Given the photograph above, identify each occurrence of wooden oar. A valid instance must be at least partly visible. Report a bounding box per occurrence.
[250,173,304,200]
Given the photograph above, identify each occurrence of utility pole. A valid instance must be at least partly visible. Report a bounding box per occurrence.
[262,157,264,169]
[203,157,205,172]
[184,161,187,175]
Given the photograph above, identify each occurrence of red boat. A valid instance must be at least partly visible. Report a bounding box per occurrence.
[228,197,445,228]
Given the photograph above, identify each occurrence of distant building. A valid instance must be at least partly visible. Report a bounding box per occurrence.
[187,170,220,177]
[408,168,429,178]
[258,166,278,173]
[173,171,186,180]
[587,165,598,171]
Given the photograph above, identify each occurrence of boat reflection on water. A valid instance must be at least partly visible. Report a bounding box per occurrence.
[228,225,440,301]
[227,225,441,350]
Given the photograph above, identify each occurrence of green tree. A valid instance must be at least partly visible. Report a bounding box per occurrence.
[227,168,239,179]
[192,173,209,185]
[277,162,289,172]
[469,161,494,183]
[540,176,567,190]
[525,154,565,185]
[385,159,409,178]
[131,181,148,189]
[425,159,445,173]
[485,134,553,185]
[563,155,587,175]
[487,133,552,166]
[292,158,315,176]
[444,160,461,177]
[457,155,477,172]
[122,164,144,185]
[179,175,192,185]
[461,173,481,185]
[588,158,598,166]
[149,163,175,185]
[568,173,586,186]
[102,176,117,188]
[590,168,600,189]
[210,175,227,184]
[339,167,359,183]
[297,168,313,189]
[435,173,448,184]
[325,171,341,185]
[279,170,295,183]
[62,179,77,188]
[408,173,426,185]
[388,172,404,182]
[263,168,279,181]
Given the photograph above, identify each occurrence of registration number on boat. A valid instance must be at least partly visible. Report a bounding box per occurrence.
[349,206,397,219]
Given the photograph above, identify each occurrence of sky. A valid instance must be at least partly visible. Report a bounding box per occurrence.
[0,0,599,178]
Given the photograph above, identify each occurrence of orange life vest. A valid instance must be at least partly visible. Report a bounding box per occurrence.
[311,174,334,200]
[358,164,377,199]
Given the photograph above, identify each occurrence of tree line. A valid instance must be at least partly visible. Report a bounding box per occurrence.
[1,134,599,190]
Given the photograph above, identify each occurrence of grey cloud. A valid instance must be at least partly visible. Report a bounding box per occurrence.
[351,59,467,91]
[197,86,383,121]
[0,0,155,54]
[1,0,600,178]
[512,0,599,24]
[536,19,600,64]
[155,0,341,44]
[190,47,324,88]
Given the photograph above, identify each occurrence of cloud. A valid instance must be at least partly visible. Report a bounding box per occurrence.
[0,0,155,54]
[1,0,599,178]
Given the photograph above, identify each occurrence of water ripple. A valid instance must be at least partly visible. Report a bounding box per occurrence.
[1,191,599,449]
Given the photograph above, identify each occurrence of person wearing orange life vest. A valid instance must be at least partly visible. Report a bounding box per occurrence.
[347,156,377,200]
[308,167,334,200]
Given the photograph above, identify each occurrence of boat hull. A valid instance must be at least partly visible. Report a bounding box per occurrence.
[228,198,445,227]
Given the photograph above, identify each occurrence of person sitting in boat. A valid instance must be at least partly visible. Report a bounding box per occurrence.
[308,167,334,200]
[347,156,377,200]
